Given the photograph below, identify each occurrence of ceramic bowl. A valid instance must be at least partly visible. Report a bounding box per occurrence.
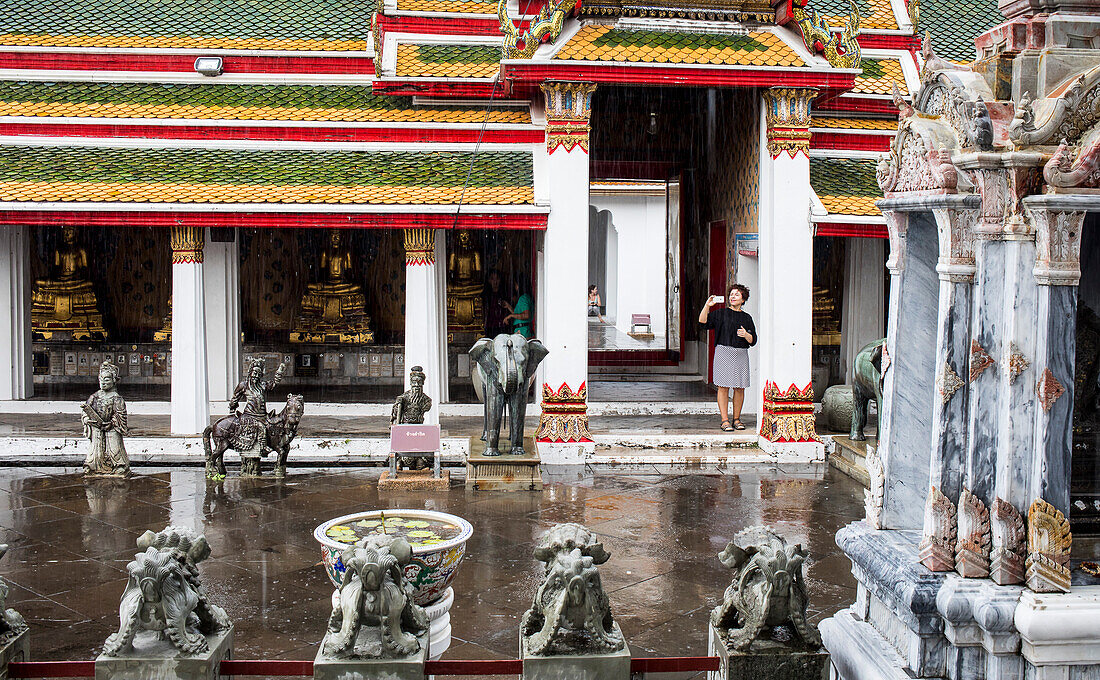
[314,509,473,606]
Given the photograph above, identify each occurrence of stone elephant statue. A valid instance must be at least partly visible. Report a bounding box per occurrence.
[470,333,549,456]
[851,338,886,441]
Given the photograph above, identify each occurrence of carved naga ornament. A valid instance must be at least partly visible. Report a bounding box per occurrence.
[791,0,861,69]
[498,0,579,59]
[1026,499,1072,593]
[103,526,231,657]
[522,523,624,656]
[954,488,991,578]
[1009,64,1100,147]
[919,487,957,572]
[990,498,1026,585]
[1044,138,1100,189]
[711,526,821,653]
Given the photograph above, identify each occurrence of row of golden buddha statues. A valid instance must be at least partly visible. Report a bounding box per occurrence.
[31,226,493,344]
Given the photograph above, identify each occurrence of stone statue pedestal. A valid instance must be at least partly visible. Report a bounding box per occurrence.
[707,624,828,680]
[94,627,233,680]
[466,436,542,491]
[520,625,630,680]
[313,630,428,680]
[0,628,29,677]
[379,468,450,491]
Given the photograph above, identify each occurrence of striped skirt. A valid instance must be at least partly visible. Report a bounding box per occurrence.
[713,345,750,389]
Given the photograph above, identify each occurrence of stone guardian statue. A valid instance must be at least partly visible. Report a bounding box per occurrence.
[391,365,433,470]
[82,358,131,477]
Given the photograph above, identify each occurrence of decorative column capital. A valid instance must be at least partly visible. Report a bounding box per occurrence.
[170,226,204,264]
[883,210,908,274]
[931,207,978,282]
[759,381,820,443]
[541,81,596,154]
[1028,206,1085,286]
[762,87,817,159]
[404,228,436,266]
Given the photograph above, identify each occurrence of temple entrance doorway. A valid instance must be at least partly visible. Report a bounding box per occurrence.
[1072,211,1100,535]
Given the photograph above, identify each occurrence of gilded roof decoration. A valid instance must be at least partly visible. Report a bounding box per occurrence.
[853,58,905,95]
[811,116,898,129]
[792,0,861,69]
[0,82,530,124]
[0,146,534,205]
[810,157,882,215]
[394,44,501,78]
[577,0,774,23]
[811,0,898,30]
[0,0,375,51]
[499,0,579,59]
[553,27,807,67]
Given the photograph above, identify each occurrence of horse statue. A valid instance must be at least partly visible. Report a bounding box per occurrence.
[203,393,304,479]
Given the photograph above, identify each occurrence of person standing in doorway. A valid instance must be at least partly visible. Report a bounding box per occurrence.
[503,278,534,338]
[699,284,756,431]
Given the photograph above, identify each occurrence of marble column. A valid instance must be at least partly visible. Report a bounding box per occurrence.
[170,226,210,435]
[203,228,241,403]
[534,81,594,454]
[0,225,32,400]
[756,87,819,454]
[840,237,886,381]
[403,228,444,426]
[1026,204,1084,517]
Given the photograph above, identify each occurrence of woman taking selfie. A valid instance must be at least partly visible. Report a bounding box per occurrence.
[699,284,756,431]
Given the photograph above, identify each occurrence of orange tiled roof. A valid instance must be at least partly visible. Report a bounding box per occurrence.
[553,26,807,67]
[817,0,899,30]
[852,57,905,95]
[396,0,497,12]
[394,43,501,78]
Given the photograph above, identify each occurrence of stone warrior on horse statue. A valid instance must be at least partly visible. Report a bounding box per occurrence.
[203,357,304,479]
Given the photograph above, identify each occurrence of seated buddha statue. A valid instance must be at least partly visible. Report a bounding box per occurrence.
[446,230,484,334]
[290,229,374,344]
[32,225,107,340]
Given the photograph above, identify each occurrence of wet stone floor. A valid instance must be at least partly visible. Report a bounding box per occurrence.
[0,466,864,679]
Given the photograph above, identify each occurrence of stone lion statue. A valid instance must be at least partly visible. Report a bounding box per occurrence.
[324,535,429,659]
[0,545,27,642]
[521,523,624,656]
[711,526,821,652]
[103,526,231,656]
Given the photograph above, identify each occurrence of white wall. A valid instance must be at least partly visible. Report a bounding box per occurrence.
[589,193,668,336]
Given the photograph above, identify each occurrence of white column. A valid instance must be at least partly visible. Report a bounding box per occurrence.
[756,88,820,456]
[403,228,443,425]
[170,226,210,434]
[0,225,32,400]
[434,232,450,403]
[203,227,241,403]
[533,81,595,460]
[840,237,886,380]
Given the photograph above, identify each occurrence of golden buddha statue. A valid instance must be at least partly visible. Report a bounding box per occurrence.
[811,285,841,345]
[32,225,107,340]
[153,296,172,342]
[446,230,484,337]
[290,229,374,344]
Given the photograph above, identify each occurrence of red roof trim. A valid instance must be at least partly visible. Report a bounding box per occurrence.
[816,222,887,238]
[377,14,523,35]
[0,210,548,230]
[857,34,921,50]
[811,131,893,152]
[0,122,542,144]
[502,63,856,93]
[372,80,502,97]
[0,51,375,74]
[815,97,901,115]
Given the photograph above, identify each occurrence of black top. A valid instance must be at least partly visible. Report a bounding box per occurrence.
[702,308,758,348]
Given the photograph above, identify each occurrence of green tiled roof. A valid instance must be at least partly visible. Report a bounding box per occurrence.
[810,157,880,196]
[0,0,376,48]
[916,0,1000,62]
[0,146,531,186]
[0,81,531,123]
[414,44,500,65]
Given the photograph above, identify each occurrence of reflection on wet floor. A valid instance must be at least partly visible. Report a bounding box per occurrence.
[0,466,863,679]
[588,317,667,350]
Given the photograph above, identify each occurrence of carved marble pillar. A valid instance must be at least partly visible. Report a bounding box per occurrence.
[403,228,444,425]
[0,226,32,400]
[756,87,820,454]
[1026,202,1084,518]
[169,226,210,435]
[535,81,594,457]
[918,206,978,571]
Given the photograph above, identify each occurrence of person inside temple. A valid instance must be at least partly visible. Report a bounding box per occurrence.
[483,269,510,337]
[503,278,534,339]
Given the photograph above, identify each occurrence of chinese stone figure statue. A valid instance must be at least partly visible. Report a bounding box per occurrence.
[31,224,107,340]
[521,523,625,656]
[290,228,374,344]
[82,358,131,477]
[711,526,821,653]
[102,526,231,656]
[323,535,429,659]
[204,358,304,479]
[447,230,484,336]
[391,365,434,470]
[0,545,27,644]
